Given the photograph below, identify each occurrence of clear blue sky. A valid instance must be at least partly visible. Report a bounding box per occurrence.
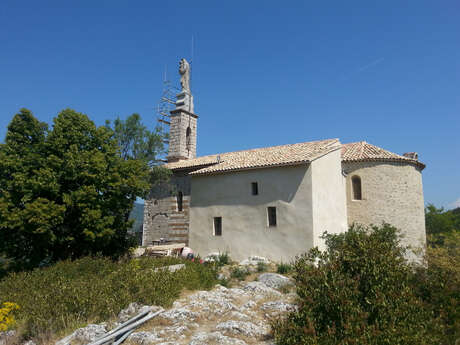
[1,1,459,209]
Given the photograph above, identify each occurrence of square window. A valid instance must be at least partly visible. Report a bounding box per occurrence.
[251,182,258,195]
[214,217,222,236]
[267,207,277,227]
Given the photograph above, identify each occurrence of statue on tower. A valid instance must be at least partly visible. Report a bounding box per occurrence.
[179,58,191,93]
[176,58,194,113]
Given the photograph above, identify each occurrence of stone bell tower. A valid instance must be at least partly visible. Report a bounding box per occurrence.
[167,58,198,162]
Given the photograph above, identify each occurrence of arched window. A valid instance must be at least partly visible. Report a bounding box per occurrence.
[186,127,191,151]
[352,176,362,200]
[177,191,183,212]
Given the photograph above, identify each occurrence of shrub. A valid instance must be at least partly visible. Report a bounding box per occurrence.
[0,302,19,331]
[217,252,231,266]
[230,266,249,281]
[257,261,268,272]
[412,231,460,344]
[272,224,443,345]
[0,256,217,340]
[276,262,292,274]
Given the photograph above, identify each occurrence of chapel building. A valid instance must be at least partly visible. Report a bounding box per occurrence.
[142,60,426,261]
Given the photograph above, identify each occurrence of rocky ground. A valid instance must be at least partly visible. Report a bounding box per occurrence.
[0,258,297,345]
[57,271,296,345]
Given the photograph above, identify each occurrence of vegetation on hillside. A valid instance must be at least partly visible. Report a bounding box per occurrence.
[272,223,459,345]
[0,256,217,341]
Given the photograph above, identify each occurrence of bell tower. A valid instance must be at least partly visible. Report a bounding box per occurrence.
[167,58,198,162]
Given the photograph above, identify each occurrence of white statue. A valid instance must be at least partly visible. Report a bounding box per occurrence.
[179,58,191,93]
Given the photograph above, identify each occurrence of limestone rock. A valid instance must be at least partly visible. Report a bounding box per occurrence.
[241,300,257,310]
[75,324,107,343]
[56,324,107,344]
[227,287,249,298]
[260,301,297,315]
[187,289,238,317]
[257,273,293,290]
[159,307,199,323]
[216,320,269,338]
[239,256,270,266]
[227,311,251,321]
[118,303,163,323]
[156,324,189,337]
[242,281,282,297]
[188,331,247,345]
[0,331,16,345]
[128,331,162,345]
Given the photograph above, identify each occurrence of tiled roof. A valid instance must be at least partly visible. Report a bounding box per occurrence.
[341,141,425,169]
[165,139,341,175]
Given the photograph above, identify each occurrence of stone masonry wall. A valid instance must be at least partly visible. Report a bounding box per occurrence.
[142,173,192,246]
[168,111,197,161]
[342,161,426,251]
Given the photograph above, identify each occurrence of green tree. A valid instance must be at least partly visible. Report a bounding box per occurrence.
[106,112,172,200]
[425,204,460,247]
[106,113,165,166]
[272,224,443,345]
[0,109,149,270]
[425,204,457,236]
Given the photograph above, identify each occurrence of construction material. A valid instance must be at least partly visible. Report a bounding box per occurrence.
[145,243,186,257]
[86,309,163,345]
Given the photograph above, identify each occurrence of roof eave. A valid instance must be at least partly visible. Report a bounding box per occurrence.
[342,158,426,170]
[190,160,313,176]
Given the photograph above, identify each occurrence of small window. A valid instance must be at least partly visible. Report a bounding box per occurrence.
[214,217,222,236]
[177,191,183,211]
[352,176,362,200]
[267,207,277,227]
[186,127,191,151]
[251,182,258,195]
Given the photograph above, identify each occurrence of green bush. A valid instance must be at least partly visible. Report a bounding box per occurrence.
[412,231,460,344]
[257,261,268,272]
[217,252,231,266]
[0,256,217,340]
[272,224,443,345]
[276,262,292,274]
[230,266,249,281]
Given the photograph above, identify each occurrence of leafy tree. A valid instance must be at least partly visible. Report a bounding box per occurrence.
[106,113,173,201]
[425,204,460,246]
[425,204,457,235]
[105,113,165,166]
[0,109,149,270]
[272,224,443,345]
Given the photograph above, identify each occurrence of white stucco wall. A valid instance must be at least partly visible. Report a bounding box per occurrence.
[343,161,426,252]
[188,149,347,261]
[189,164,314,262]
[311,149,348,250]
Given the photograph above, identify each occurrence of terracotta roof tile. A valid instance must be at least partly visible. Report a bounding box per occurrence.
[164,139,425,175]
[341,141,425,169]
[165,139,341,175]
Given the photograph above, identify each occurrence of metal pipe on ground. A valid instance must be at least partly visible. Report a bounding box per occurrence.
[86,310,163,345]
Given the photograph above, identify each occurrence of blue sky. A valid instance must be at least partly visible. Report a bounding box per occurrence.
[1,1,459,209]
